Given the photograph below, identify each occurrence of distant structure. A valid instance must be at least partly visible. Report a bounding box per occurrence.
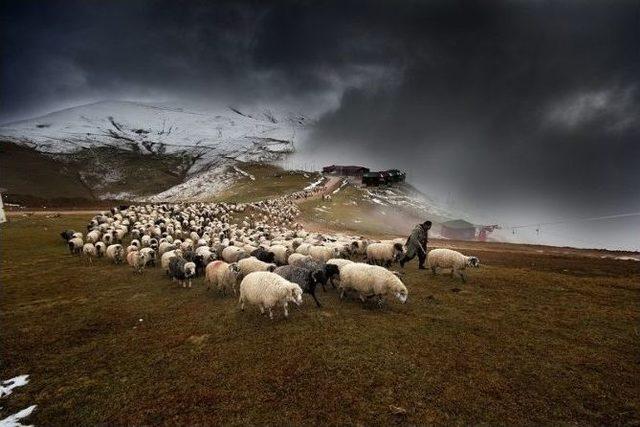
[477,225,500,241]
[322,165,406,186]
[441,219,476,240]
[322,165,370,176]
[362,169,406,186]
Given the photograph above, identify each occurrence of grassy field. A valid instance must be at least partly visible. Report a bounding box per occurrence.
[1,214,639,425]
[213,163,318,203]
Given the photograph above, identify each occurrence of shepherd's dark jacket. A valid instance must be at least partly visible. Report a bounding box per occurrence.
[405,225,428,258]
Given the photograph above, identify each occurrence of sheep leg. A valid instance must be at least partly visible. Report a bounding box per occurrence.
[259,305,265,314]
[431,266,437,276]
[377,296,385,308]
[359,294,366,303]
[268,307,274,319]
[459,270,467,283]
[239,298,245,311]
[282,302,289,318]
[311,292,322,308]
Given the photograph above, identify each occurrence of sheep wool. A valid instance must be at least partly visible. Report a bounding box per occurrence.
[205,260,241,295]
[239,271,303,319]
[427,248,479,283]
[366,242,403,267]
[222,246,248,263]
[288,253,311,266]
[237,256,277,277]
[309,245,336,263]
[339,263,408,305]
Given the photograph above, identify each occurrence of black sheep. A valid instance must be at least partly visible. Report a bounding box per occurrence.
[60,229,75,242]
[295,258,340,291]
[250,247,276,264]
[273,265,325,308]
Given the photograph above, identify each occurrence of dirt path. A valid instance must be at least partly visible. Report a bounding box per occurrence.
[6,210,101,217]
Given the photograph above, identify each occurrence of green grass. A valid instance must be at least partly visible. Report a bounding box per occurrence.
[213,163,319,203]
[1,215,639,425]
[299,185,424,237]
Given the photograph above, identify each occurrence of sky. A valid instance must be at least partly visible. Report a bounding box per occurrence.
[1,0,639,249]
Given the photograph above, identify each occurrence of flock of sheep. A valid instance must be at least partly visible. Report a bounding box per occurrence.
[61,190,480,319]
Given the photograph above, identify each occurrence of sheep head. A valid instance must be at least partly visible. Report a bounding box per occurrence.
[289,285,303,305]
[468,257,480,268]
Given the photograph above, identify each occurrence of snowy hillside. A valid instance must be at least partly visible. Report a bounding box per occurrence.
[0,101,311,174]
[0,101,313,201]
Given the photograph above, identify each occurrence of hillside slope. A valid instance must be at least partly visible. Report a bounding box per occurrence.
[0,101,312,201]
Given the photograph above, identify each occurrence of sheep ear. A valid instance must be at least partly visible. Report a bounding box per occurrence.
[391,270,404,277]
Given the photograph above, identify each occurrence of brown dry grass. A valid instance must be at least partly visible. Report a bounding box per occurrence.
[1,214,639,425]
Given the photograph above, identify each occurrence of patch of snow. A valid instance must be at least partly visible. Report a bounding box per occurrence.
[615,256,639,261]
[304,176,325,191]
[0,405,37,427]
[233,166,255,180]
[0,376,29,398]
[144,165,238,202]
[99,191,136,201]
[332,179,348,194]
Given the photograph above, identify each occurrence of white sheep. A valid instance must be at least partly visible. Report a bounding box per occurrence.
[127,249,154,273]
[295,243,312,255]
[161,249,182,272]
[327,258,354,270]
[222,246,248,263]
[309,245,337,263]
[237,256,277,277]
[205,260,241,295]
[86,230,101,244]
[269,244,292,265]
[68,237,84,255]
[427,248,479,283]
[95,242,106,257]
[339,263,408,306]
[82,243,97,263]
[105,244,125,264]
[366,242,404,267]
[238,271,303,319]
[158,241,175,256]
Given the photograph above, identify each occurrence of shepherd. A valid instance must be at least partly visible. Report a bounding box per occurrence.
[399,220,432,269]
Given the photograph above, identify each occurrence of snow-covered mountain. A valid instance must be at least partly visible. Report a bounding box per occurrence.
[0,101,313,200]
[0,100,311,172]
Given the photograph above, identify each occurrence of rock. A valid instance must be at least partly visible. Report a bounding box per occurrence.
[389,405,407,415]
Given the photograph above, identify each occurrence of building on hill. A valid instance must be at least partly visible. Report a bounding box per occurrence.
[441,219,476,240]
[362,169,407,186]
[322,165,370,176]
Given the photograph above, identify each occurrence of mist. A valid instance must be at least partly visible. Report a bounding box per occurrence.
[2,0,639,249]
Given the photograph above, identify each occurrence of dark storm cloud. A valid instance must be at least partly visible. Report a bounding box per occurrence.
[1,0,639,218]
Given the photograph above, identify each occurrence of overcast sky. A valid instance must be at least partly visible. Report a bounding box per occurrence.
[2,0,639,248]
